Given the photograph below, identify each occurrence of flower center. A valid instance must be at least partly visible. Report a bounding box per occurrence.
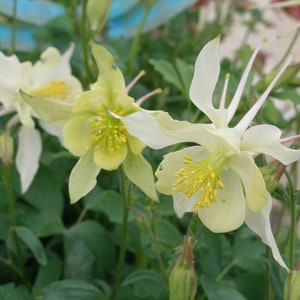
[172,154,225,210]
[32,80,68,100]
[90,105,127,155]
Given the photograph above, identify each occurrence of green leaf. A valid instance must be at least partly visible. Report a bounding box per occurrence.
[235,273,265,300]
[175,58,194,92]
[149,59,184,92]
[154,218,182,246]
[233,227,265,272]
[197,226,232,277]
[201,275,247,300]
[20,89,73,126]
[122,270,163,300]
[33,253,62,295]
[63,235,95,281]
[64,220,116,277]
[15,226,47,265]
[84,189,135,224]
[0,283,31,300]
[40,279,105,300]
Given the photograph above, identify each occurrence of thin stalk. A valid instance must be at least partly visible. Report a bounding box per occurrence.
[108,168,131,300]
[275,27,300,69]
[265,247,273,300]
[80,0,92,84]
[216,260,235,282]
[127,1,155,76]
[10,0,17,54]
[2,164,27,285]
[285,171,297,269]
[145,222,169,290]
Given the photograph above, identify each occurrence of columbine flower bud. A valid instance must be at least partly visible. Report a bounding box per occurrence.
[87,0,111,33]
[284,262,300,300]
[169,236,197,300]
[0,134,13,165]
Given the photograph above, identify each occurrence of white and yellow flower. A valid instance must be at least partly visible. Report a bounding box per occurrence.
[0,45,82,192]
[123,37,300,270]
[22,42,158,204]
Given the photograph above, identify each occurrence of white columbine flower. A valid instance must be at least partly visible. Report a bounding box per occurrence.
[123,37,300,271]
[0,45,82,192]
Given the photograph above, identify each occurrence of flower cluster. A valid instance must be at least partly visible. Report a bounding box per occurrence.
[19,37,300,270]
[0,45,82,192]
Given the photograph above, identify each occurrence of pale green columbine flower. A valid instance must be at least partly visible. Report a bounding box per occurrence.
[22,41,158,204]
[0,44,82,192]
[123,37,300,270]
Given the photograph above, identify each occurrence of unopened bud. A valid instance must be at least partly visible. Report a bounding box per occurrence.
[169,236,197,300]
[0,134,13,165]
[87,0,111,33]
[284,262,300,300]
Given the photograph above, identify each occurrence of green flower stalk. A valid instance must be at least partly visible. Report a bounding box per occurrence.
[21,41,158,204]
[169,236,197,300]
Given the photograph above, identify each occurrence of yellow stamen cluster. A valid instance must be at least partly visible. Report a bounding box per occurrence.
[90,105,127,156]
[172,154,225,210]
[32,80,68,100]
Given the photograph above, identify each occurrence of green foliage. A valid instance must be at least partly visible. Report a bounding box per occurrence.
[0,1,299,300]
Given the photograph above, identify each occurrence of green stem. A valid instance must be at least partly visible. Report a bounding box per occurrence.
[108,169,130,300]
[127,1,154,76]
[80,0,92,84]
[146,223,169,290]
[284,171,297,269]
[216,261,235,282]
[10,0,17,54]
[265,247,273,300]
[275,27,300,69]
[2,164,27,285]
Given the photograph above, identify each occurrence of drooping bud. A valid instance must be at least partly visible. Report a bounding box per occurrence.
[86,0,112,33]
[169,236,197,300]
[0,134,13,165]
[284,261,300,300]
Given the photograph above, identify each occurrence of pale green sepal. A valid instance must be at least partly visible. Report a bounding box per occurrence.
[90,41,125,92]
[245,196,290,272]
[69,150,101,204]
[123,150,158,202]
[20,90,73,126]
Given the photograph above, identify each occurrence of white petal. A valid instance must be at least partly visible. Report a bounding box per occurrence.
[69,150,101,204]
[123,151,158,202]
[122,111,178,149]
[156,146,207,195]
[242,124,300,165]
[173,193,196,218]
[227,153,268,212]
[16,126,42,193]
[156,113,241,156]
[189,36,227,127]
[245,196,290,271]
[198,169,246,233]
